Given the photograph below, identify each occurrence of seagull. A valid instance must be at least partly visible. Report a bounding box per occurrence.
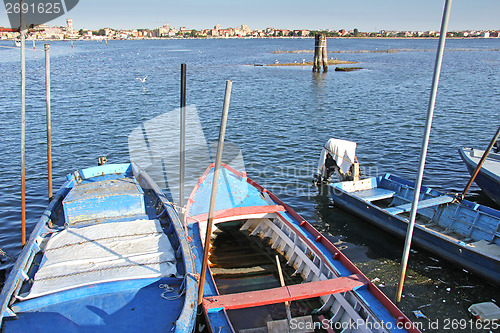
[136,75,148,83]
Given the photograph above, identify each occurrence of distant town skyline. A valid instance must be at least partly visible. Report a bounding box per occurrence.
[1,0,499,32]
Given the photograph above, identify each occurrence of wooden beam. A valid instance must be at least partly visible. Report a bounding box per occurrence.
[187,205,285,224]
[203,274,367,311]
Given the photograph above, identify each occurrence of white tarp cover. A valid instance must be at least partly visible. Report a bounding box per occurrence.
[317,138,357,178]
[20,219,178,300]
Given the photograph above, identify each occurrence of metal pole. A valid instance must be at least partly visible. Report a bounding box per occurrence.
[45,44,53,200]
[395,0,453,304]
[197,80,232,306]
[461,126,500,199]
[179,64,186,214]
[20,1,27,246]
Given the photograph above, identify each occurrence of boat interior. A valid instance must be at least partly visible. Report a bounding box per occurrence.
[331,174,500,249]
[190,209,409,333]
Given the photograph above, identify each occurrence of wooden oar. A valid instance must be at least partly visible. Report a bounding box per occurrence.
[275,255,292,332]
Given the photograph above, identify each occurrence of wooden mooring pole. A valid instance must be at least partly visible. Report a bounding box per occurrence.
[313,34,328,72]
[179,64,186,215]
[198,80,232,306]
[45,44,53,200]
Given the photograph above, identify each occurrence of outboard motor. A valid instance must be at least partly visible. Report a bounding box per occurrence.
[314,138,360,184]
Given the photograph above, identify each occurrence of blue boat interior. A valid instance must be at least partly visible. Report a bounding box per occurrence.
[331,173,500,247]
[2,164,191,332]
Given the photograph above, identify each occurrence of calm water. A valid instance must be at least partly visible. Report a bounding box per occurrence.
[0,38,499,331]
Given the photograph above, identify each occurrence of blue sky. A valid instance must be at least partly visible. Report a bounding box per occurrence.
[1,0,499,31]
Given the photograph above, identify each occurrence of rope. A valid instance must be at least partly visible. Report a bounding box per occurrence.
[159,277,186,301]
[0,247,16,261]
[44,232,163,252]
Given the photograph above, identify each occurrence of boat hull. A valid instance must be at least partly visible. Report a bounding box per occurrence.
[459,147,500,206]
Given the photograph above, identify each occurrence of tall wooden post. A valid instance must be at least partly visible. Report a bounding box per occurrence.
[179,64,186,215]
[313,34,328,72]
[198,81,232,305]
[321,34,328,72]
[313,35,320,72]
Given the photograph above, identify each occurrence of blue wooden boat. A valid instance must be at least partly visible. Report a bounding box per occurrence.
[185,163,420,333]
[329,173,500,286]
[0,163,197,332]
[459,147,500,206]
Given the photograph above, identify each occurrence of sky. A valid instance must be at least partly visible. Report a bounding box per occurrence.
[1,0,499,32]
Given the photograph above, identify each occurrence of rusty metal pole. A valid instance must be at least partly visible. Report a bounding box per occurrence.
[45,44,53,200]
[20,2,27,246]
[197,80,232,306]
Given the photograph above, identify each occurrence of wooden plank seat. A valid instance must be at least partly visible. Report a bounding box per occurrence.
[385,195,454,215]
[202,274,367,311]
[187,205,285,224]
[354,188,396,202]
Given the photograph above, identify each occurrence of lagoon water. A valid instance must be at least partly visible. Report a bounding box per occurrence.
[0,38,499,331]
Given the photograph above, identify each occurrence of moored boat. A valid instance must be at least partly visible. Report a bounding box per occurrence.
[186,163,420,333]
[0,163,197,332]
[459,147,500,206]
[318,139,500,286]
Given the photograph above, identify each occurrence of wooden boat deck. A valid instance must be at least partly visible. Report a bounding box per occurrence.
[385,195,454,215]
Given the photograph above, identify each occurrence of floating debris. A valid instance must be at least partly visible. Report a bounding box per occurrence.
[468,302,500,320]
[413,310,428,319]
[335,67,363,72]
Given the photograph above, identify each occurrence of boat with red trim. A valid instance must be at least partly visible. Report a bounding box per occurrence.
[186,163,420,333]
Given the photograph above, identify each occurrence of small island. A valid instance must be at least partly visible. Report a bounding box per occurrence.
[265,59,357,66]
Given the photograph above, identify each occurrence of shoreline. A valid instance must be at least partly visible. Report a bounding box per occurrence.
[0,36,498,42]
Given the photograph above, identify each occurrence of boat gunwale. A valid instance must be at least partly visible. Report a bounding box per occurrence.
[0,177,74,328]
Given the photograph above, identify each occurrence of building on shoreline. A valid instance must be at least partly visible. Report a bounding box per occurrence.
[1,19,499,40]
